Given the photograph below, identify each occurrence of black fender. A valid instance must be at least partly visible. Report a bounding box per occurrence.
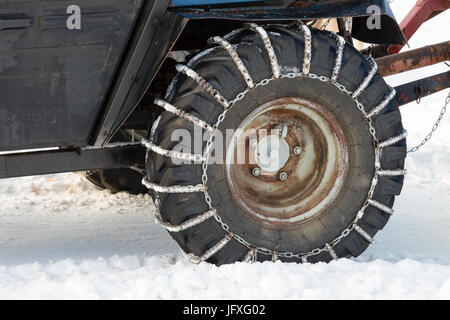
[170,0,405,45]
[92,1,188,146]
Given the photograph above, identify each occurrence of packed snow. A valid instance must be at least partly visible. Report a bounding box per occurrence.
[0,0,449,299]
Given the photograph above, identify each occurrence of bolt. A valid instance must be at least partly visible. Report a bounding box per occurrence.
[252,167,261,177]
[250,139,258,148]
[293,146,302,155]
[279,172,288,181]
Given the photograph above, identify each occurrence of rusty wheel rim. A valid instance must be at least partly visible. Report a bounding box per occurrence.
[225,97,349,227]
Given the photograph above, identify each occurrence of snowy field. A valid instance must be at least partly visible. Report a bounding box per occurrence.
[1,1,450,299]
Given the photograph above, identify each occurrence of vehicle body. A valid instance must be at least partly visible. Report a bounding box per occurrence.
[0,0,449,264]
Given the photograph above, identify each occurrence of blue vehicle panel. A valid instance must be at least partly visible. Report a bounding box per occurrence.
[171,0,261,6]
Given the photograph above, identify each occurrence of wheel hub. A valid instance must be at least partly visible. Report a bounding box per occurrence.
[225,97,349,227]
[254,128,290,173]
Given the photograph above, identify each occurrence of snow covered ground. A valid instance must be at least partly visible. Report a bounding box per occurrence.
[0,1,449,299]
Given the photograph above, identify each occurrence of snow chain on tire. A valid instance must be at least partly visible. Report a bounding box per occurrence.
[142,22,407,264]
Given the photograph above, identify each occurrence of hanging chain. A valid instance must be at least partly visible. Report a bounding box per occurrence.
[344,17,352,33]
[321,19,331,30]
[408,91,449,153]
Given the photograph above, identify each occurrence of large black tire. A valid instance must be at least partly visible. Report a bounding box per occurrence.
[149,24,407,265]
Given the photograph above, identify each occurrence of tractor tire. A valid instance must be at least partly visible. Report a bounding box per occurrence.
[148,24,407,265]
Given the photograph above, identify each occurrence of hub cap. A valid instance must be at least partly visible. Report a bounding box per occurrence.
[225,97,349,227]
[254,127,290,173]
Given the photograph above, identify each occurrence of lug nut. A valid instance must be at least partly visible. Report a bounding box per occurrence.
[279,172,288,181]
[293,146,302,155]
[252,167,261,177]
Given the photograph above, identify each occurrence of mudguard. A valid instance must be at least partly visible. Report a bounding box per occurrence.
[169,0,405,45]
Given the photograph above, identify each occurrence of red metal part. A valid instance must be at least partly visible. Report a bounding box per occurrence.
[388,0,450,54]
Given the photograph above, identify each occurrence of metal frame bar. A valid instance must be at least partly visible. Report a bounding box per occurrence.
[376,41,450,77]
[394,71,450,107]
[0,145,146,180]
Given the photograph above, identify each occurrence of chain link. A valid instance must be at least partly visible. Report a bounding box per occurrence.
[320,19,331,30]
[408,91,449,153]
